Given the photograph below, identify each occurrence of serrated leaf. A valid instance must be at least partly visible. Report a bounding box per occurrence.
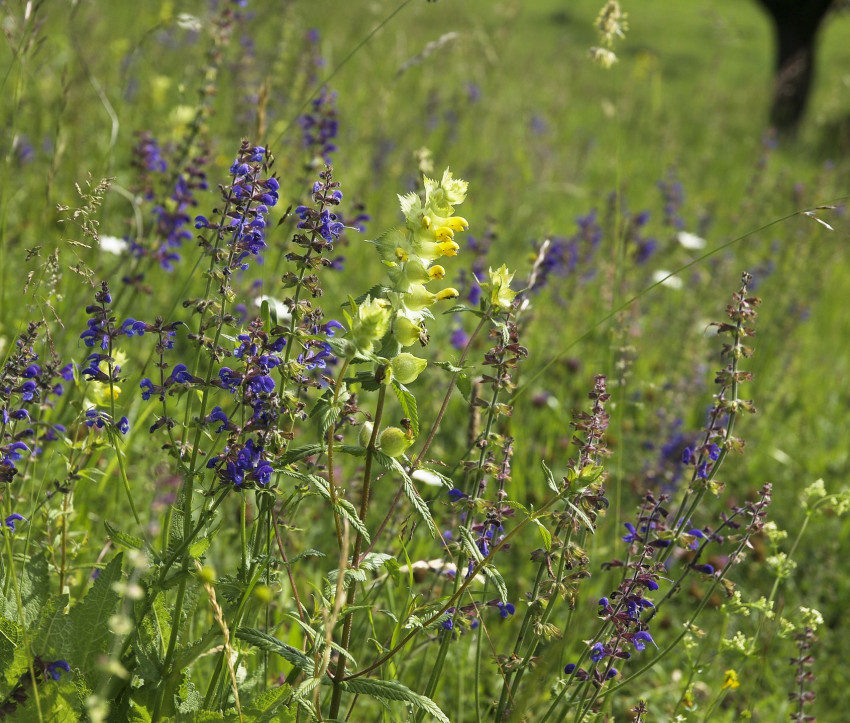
[284,549,326,565]
[340,678,449,723]
[311,476,370,542]
[391,381,419,437]
[386,456,438,538]
[162,712,225,722]
[236,628,315,676]
[352,284,392,306]
[4,551,50,627]
[0,616,26,685]
[239,683,295,722]
[279,444,324,464]
[32,593,71,655]
[456,372,472,402]
[105,520,145,550]
[68,553,124,686]
[481,564,509,603]
[458,527,483,562]
[309,389,341,438]
[357,553,394,572]
[188,537,211,559]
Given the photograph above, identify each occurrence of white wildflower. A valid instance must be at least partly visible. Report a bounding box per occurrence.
[99,235,129,255]
[677,231,706,250]
[652,270,683,289]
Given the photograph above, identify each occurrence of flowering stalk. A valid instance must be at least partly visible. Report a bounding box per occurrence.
[496,376,610,720]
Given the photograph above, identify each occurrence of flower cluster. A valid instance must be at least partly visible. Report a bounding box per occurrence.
[1,323,69,483]
[195,142,279,273]
[130,131,210,271]
[373,168,468,350]
[283,167,343,302]
[84,409,130,434]
[658,168,686,230]
[299,85,339,166]
[531,210,604,295]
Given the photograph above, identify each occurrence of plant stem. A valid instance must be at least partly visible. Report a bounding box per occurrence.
[327,381,387,720]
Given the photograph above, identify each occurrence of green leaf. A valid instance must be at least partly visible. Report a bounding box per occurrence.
[172,624,222,672]
[3,551,50,627]
[311,476,370,542]
[541,460,560,494]
[279,444,324,465]
[391,381,419,437]
[456,372,472,402]
[534,520,553,552]
[379,455,438,538]
[340,678,449,723]
[162,712,225,722]
[188,537,211,559]
[458,527,483,562]
[32,593,71,656]
[239,683,295,723]
[63,553,124,687]
[351,283,392,306]
[260,299,275,329]
[105,520,145,550]
[481,563,509,604]
[235,628,315,676]
[0,616,26,685]
[309,389,342,438]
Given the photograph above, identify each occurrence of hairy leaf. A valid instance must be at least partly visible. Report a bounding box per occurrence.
[340,678,449,723]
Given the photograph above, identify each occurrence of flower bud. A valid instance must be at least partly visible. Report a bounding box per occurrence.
[359,421,374,447]
[391,353,428,384]
[481,265,517,311]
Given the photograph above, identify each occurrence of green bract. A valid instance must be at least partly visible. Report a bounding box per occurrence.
[391,353,428,385]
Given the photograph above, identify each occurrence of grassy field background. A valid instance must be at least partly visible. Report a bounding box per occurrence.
[3,0,850,719]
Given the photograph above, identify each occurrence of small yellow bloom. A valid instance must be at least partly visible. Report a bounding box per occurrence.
[428,265,446,280]
[444,216,469,232]
[421,215,432,230]
[721,669,739,690]
[395,247,408,262]
[435,226,455,242]
[437,240,460,257]
[435,288,459,301]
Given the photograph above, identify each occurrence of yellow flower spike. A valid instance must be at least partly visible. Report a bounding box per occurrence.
[395,247,408,262]
[445,216,469,232]
[428,265,446,280]
[421,215,432,230]
[721,670,740,690]
[435,288,459,301]
[437,240,460,257]
[435,226,455,242]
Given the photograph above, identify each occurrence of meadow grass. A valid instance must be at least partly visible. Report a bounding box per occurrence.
[1,0,850,721]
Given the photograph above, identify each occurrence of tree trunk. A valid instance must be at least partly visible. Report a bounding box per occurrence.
[755,0,833,135]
